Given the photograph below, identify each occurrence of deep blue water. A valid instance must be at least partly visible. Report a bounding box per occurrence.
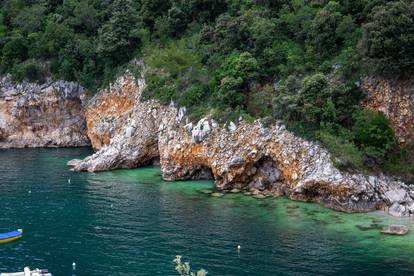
[1,148,414,275]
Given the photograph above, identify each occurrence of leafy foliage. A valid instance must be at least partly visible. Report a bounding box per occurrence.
[361,0,414,76]
[0,0,413,176]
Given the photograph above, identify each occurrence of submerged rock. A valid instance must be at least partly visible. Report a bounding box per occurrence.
[253,194,268,199]
[380,225,409,235]
[356,224,380,231]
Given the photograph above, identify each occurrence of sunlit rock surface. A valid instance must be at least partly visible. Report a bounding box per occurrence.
[68,74,168,172]
[159,112,414,216]
[69,73,414,216]
[84,74,141,150]
[0,76,89,148]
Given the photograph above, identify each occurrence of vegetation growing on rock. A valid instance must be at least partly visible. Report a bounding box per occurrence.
[1,0,413,177]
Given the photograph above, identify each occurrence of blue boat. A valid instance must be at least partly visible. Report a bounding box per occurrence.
[0,229,23,243]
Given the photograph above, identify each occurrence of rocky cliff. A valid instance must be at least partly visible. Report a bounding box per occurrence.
[69,74,414,217]
[0,76,89,148]
[84,74,141,150]
[68,74,168,171]
[361,77,414,146]
[158,113,414,216]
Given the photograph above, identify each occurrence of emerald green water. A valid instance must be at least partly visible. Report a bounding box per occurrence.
[1,148,414,275]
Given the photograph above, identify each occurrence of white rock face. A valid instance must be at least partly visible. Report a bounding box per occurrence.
[385,189,407,204]
[228,121,237,132]
[192,118,211,143]
[125,126,136,138]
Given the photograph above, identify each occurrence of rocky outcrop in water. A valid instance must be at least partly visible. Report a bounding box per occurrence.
[68,74,168,172]
[0,76,89,148]
[68,73,414,216]
[84,74,141,150]
[159,113,414,216]
[361,77,414,145]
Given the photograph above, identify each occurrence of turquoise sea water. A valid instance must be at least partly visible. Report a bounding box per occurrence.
[1,148,414,275]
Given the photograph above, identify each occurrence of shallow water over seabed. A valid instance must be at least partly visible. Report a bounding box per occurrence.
[0,148,414,275]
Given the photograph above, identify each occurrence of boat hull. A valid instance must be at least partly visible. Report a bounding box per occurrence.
[0,230,23,244]
[0,235,22,243]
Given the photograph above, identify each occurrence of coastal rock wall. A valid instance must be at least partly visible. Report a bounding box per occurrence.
[0,76,89,148]
[361,77,414,145]
[68,74,169,172]
[84,74,140,150]
[68,73,414,216]
[159,113,414,216]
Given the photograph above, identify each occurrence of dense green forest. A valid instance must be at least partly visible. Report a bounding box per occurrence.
[1,0,414,178]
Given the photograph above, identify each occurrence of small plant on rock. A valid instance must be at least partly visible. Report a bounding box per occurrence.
[173,255,208,276]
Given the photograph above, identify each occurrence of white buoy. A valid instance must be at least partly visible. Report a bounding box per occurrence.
[28,190,31,194]
[237,245,241,250]
[110,204,113,208]
[72,262,76,270]
[68,179,71,184]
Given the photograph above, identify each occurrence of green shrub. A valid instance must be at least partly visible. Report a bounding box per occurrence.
[246,84,275,118]
[383,142,414,183]
[318,130,364,170]
[352,110,396,166]
[352,110,395,151]
[212,52,258,109]
[11,60,47,82]
[143,38,210,107]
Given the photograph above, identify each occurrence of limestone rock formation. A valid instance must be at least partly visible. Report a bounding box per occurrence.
[84,74,141,150]
[68,74,169,172]
[159,113,414,216]
[0,76,89,148]
[361,77,414,145]
[68,73,414,216]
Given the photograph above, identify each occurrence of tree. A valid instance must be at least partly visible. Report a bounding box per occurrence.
[352,110,396,166]
[1,34,27,68]
[12,4,46,34]
[214,52,258,108]
[307,1,344,55]
[361,0,414,76]
[141,0,171,30]
[97,0,142,65]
